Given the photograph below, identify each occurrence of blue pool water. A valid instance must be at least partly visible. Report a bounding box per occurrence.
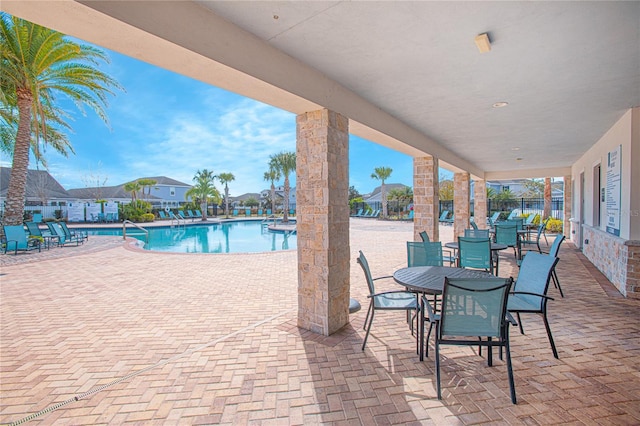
[85,221,297,254]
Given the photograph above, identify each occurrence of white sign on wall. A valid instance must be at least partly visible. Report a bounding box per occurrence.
[605,145,622,236]
[104,202,118,221]
[86,203,102,222]
[67,203,85,222]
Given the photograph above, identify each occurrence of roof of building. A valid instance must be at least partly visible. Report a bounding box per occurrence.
[120,176,191,187]
[0,167,72,200]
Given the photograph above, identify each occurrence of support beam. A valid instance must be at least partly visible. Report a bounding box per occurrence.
[564,175,572,238]
[296,109,350,336]
[473,180,487,229]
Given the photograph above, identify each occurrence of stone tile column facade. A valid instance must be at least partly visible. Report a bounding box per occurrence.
[473,179,487,229]
[453,172,471,238]
[296,109,350,336]
[413,156,439,242]
[564,175,572,238]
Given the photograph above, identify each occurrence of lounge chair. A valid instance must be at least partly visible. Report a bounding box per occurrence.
[402,210,414,220]
[351,208,363,218]
[438,210,450,224]
[3,225,42,255]
[194,210,203,218]
[488,212,501,227]
[25,221,58,249]
[506,210,519,221]
[232,209,239,217]
[59,222,88,241]
[177,210,187,220]
[185,210,195,220]
[46,222,82,246]
[32,213,43,223]
[266,209,272,216]
[159,211,168,219]
[443,213,454,225]
[245,209,251,217]
[257,209,263,216]
[370,210,381,218]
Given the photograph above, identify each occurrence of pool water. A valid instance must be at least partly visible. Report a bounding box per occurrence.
[85,221,297,254]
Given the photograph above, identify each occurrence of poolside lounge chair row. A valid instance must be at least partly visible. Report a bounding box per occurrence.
[3,221,86,255]
[351,209,380,218]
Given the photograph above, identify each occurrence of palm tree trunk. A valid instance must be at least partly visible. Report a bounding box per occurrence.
[4,90,33,226]
[201,201,207,220]
[283,177,290,223]
[381,183,387,219]
[270,184,276,214]
[224,186,230,218]
[544,177,552,219]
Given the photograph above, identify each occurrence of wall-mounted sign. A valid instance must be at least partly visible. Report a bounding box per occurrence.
[67,203,85,222]
[605,145,621,236]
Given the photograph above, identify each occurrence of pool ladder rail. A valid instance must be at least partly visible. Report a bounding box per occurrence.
[122,220,149,244]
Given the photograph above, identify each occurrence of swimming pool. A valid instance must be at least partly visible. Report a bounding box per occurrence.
[84,221,297,254]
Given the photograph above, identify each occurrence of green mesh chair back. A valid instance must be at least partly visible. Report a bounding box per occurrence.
[357,250,377,295]
[506,218,524,231]
[440,277,512,338]
[24,221,43,238]
[470,220,479,230]
[3,225,41,254]
[494,224,518,247]
[464,229,490,239]
[458,237,492,272]
[419,231,430,242]
[407,241,444,267]
[431,276,516,403]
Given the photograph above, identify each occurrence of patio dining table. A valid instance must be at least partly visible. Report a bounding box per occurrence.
[393,266,493,361]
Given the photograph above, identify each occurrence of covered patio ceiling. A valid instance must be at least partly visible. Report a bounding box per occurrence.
[3,1,639,179]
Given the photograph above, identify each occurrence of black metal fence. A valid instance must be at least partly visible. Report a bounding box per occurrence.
[351,197,564,220]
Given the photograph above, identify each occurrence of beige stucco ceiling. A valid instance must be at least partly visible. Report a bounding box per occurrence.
[2,1,639,180]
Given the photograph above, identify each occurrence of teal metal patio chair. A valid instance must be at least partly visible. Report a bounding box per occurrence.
[407,241,447,267]
[470,219,479,230]
[194,210,203,218]
[3,225,42,255]
[351,208,363,217]
[159,211,168,219]
[458,237,493,274]
[46,222,82,246]
[424,276,517,403]
[358,251,418,351]
[542,234,565,297]
[438,210,450,224]
[494,223,519,259]
[488,212,501,227]
[419,231,430,242]
[32,213,43,223]
[508,252,560,358]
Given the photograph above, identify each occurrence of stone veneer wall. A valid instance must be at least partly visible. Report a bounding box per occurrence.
[582,225,640,299]
[473,180,487,230]
[413,156,439,242]
[296,109,350,335]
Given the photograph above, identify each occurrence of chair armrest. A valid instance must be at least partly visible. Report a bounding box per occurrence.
[510,291,555,301]
[368,290,416,298]
[505,312,518,326]
[372,275,394,281]
[421,295,440,322]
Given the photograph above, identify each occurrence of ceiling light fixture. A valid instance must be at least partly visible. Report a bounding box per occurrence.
[511,147,520,151]
[493,102,509,108]
[516,157,523,161]
[474,33,491,53]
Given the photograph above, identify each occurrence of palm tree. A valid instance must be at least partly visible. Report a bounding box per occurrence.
[269,151,296,223]
[0,14,122,225]
[185,169,218,221]
[123,181,141,203]
[137,178,158,202]
[218,172,235,218]
[263,166,280,215]
[371,166,393,219]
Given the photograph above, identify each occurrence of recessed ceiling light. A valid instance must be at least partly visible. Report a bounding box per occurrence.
[273,14,279,20]
[493,102,509,108]
[516,157,523,161]
[474,33,491,53]
[511,147,520,151]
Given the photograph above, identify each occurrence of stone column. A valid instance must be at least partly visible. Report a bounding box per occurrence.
[453,172,470,238]
[413,156,439,242]
[473,179,487,229]
[564,175,572,238]
[296,109,350,336]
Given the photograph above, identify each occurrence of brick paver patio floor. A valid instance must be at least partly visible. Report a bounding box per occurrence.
[1,220,639,424]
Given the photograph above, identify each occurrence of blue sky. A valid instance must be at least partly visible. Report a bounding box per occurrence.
[1,40,442,197]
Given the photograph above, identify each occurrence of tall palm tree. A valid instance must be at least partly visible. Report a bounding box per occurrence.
[123,181,141,203]
[263,166,280,215]
[269,151,296,223]
[371,166,393,219]
[218,172,235,218]
[186,169,218,221]
[0,14,122,225]
[137,178,158,202]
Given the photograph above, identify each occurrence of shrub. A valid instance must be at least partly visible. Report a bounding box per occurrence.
[141,213,155,222]
[119,200,153,222]
[545,218,563,233]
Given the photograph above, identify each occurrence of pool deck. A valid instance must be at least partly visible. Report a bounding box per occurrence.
[1,219,639,424]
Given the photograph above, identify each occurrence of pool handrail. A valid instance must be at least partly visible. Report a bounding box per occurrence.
[122,220,149,244]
